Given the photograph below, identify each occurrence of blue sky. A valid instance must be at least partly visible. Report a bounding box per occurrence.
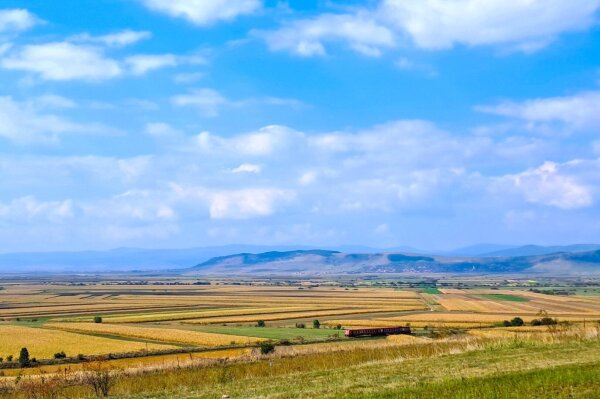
[1,0,600,252]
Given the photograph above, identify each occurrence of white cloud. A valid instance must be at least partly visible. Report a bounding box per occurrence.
[172,88,227,117]
[499,161,593,209]
[0,9,39,33]
[140,0,262,26]
[258,12,395,57]
[0,196,73,221]
[207,188,293,219]
[71,30,152,47]
[232,163,262,173]
[193,125,303,156]
[144,122,182,138]
[126,54,178,75]
[1,42,122,81]
[478,91,600,131]
[0,96,111,144]
[381,0,600,51]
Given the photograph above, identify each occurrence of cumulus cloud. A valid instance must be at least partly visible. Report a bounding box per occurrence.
[381,0,600,51]
[2,115,599,249]
[1,42,122,81]
[0,9,40,33]
[477,91,600,131]
[498,161,594,209]
[140,0,262,26]
[207,188,293,219]
[193,125,303,156]
[259,0,600,57]
[0,96,114,144]
[257,12,395,57]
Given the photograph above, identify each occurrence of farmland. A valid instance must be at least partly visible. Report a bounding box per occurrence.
[0,276,599,398]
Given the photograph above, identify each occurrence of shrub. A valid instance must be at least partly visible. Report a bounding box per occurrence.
[531,319,542,326]
[6,355,13,362]
[19,347,30,368]
[94,316,103,324]
[540,317,558,326]
[295,323,305,329]
[511,317,525,327]
[54,351,67,359]
[83,362,119,397]
[256,320,266,327]
[502,320,511,327]
[313,320,321,329]
[336,324,343,330]
[259,342,275,355]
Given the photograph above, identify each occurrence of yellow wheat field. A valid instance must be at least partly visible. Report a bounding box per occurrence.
[46,323,264,346]
[0,325,175,360]
[324,319,488,328]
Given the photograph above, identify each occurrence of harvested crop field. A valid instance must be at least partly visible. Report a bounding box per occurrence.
[45,323,264,347]
[0,325,174,359]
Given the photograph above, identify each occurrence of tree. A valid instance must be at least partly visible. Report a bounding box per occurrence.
[259,341,275,355]
[511,317,524,327]
[54,351,67,359]
[94,316,103,324]
[336,324,343,330]
[256,320,266,327]
[502,320,511,327]
[313,319,320,329]
[19,347,30,368]
[295,322,305,329]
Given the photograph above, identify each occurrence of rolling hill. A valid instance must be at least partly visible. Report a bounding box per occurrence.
[189,249,600,275]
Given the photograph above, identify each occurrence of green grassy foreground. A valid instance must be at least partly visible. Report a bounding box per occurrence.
[4,334,599,398]
[52,337,599,399]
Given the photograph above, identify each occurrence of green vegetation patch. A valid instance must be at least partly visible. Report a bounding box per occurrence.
[480,293,529,302]
[191,325,346,341]
[419,287,441,294]
[348,361,600,399]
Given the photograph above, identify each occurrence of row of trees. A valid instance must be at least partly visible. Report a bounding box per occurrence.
[257,319,322,328]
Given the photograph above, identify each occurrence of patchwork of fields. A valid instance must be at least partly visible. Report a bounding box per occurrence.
[1,279,599,372]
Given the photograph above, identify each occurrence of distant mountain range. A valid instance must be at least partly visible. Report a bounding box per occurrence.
[188,248,600,275]
[0,244,599,274]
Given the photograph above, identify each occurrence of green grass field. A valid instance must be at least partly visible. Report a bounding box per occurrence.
[480,293,529,302]
[190,325,346,341]
[419,287,442,294]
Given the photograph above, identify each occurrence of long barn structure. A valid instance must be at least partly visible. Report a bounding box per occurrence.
[344,326,411,337]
